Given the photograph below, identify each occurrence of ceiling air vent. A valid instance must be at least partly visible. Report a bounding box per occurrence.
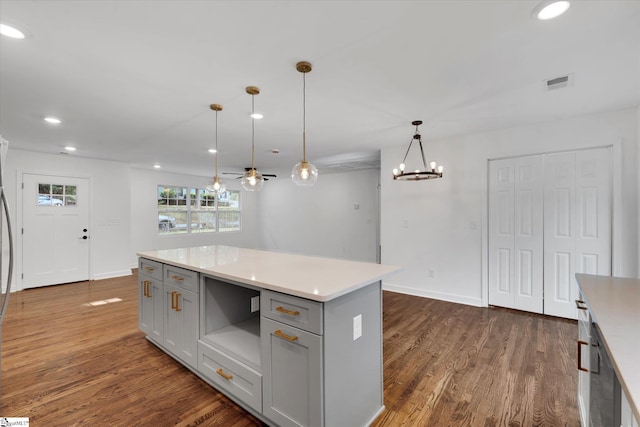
[544,73,574,91]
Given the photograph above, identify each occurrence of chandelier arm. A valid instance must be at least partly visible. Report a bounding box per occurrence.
[417,138,428,170]
[401,136,415,165]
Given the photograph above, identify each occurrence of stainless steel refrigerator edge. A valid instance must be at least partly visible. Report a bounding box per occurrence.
[0,136,16,407]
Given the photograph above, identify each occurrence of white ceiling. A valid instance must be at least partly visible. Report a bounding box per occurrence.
[1,0,639,177]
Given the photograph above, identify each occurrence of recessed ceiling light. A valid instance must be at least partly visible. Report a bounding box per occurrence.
[0,23,26,39]
[64,146,76,152]
[44,117,61,124]
[153,164,161,169]
[532,1,571,20]
[250,113,264,119]
[208,148,217,154]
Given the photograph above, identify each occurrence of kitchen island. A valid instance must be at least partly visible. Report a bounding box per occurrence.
[137,245,401,427]
[576,274,640,427]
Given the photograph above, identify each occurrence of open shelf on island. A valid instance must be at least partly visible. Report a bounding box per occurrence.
[201,276,262,372]
[202,317,260,370]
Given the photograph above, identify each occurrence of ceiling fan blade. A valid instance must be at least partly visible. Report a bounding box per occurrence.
[263,174,277,178]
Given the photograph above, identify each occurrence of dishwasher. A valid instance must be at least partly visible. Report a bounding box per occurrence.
[589,321,621,427]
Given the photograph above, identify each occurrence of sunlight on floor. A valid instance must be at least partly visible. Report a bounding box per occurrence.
[83,297,123,307]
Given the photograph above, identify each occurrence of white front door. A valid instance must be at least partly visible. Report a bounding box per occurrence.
[22,173,90,288]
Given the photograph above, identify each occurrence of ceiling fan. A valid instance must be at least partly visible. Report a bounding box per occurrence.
[223,167,277,181]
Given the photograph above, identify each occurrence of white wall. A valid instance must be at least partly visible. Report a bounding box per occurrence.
[129,167,260,266]
[258,168,379,263]
[2,149,132,290]
[381,108,639,306]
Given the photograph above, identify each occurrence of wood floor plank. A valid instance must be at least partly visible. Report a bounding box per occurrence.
[1,275,579,426]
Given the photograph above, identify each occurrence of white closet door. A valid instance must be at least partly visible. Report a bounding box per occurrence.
[543,152,576,319]
[543,148,611,319]
[575,148,611,277]
[513,156,543,313]
[488,158,515,309]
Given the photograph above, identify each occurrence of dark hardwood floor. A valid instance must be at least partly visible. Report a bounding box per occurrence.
[1,274,579,426]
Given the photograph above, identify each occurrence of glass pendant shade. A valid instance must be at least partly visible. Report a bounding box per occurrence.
[241,169,264,192]
[291,161,318,186]
[206,176,226,195]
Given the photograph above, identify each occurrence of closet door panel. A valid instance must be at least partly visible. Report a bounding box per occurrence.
[488,159,515,308]
[543,152,577,319]
[513,156,543,313]
[575,148,611,278]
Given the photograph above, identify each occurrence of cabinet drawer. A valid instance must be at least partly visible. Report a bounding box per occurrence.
[164,264,199,293]
[139,258,163,281]
[261,290,323,335]
[198,341,262,413]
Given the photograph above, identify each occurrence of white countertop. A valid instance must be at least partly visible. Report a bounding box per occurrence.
[576,274,640,421]
[137,245,401,302]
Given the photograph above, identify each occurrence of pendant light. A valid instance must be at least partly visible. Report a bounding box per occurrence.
[241,86,264,192]
[291,61,318,186]
[392,120,443,181]
[206,104,226,195]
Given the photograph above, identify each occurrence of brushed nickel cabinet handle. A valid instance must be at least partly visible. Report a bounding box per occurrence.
[216,368,233,381]
[577,340,589,372]
[276,306,300,316]
[274,329,299,342]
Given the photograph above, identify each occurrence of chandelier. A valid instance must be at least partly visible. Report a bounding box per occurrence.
[392,120,443,181]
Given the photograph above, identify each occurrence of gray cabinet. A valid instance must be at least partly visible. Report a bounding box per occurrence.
[139,257,384,427]
[162,264,199,369]
[164,283,198,369]
[262,317,323,427]
[261,285,384,427]
[576,295,591,426]
[139,259,163,343]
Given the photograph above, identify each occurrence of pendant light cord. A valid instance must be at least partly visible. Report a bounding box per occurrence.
[302,71,306,162]
[251,94,256,171]
[215,111,219,176]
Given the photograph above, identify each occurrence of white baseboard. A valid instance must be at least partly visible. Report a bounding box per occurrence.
[92,269,132,280]
[382,282,483,307]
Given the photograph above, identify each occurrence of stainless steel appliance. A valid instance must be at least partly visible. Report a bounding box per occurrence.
[0,136,15,405]
[590,321,621,427]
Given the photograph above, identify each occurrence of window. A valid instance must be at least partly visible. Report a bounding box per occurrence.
[157,186,240,235]
[38,183,77,206]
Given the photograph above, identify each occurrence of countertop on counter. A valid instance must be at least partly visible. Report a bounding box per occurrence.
[138,245,401,302]
[576,274,640,422]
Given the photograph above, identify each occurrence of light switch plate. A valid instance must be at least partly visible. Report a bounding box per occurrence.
[353,314,362,341]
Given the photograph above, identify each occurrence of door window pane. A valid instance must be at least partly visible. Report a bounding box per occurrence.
[37,182,78,207]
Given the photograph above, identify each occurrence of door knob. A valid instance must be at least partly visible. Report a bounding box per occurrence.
[83,228,88,232]
[79,236,89,240]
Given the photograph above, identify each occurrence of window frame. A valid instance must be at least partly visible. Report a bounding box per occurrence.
[157,185,241,236]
